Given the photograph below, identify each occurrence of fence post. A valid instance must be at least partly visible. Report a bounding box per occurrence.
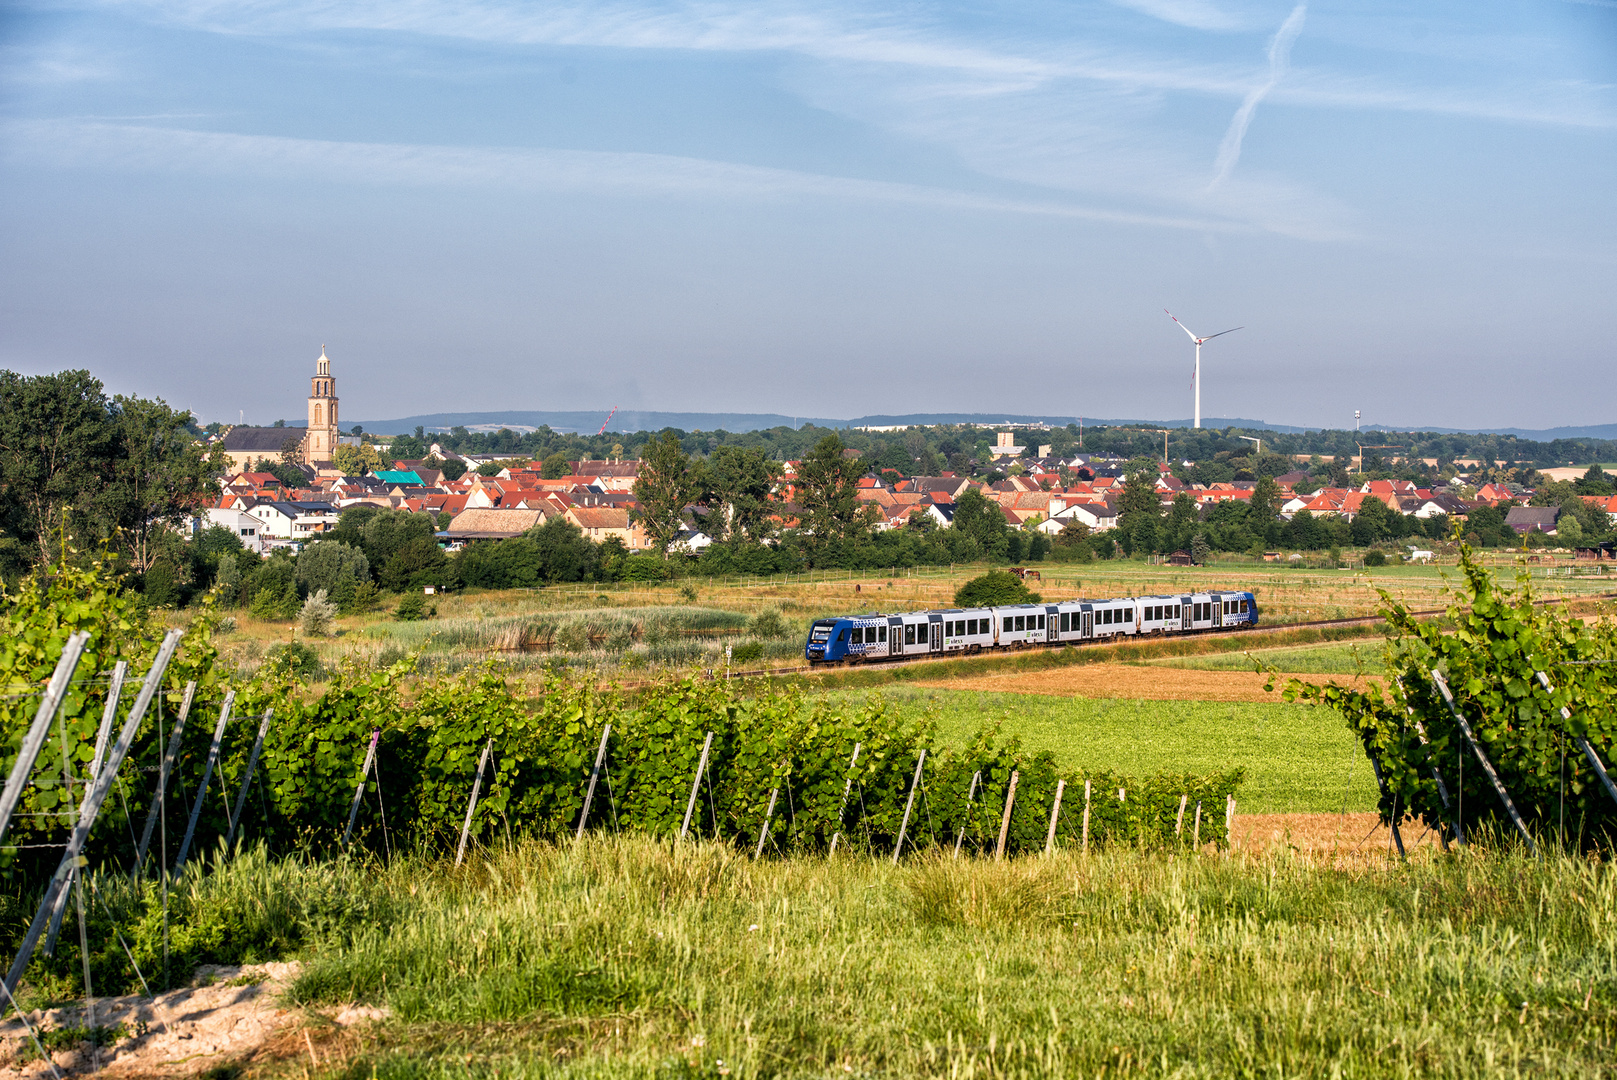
[830,742,862,855]
[1193,800,1202,849]
[456,739,494,867]
[1175,793,1187,837]
[176,692,235,870]
[224,710,274,849]
[953,770,981,858]
[343,731,380,846]
[995,771,1019,861]
[1365,752,1407,858]
[1044,779,1066,854]
[679,732,714,840]
[1536,671,1617,811]
[1225,795,1235,846]
[133,681,196,877]
[575,724,612,842]
[1431,670,1536,854]
[753,786,780,859]
[1081,779,1091,853]
[87,661,128,782]
[0,632,91,847]
[6,630,181,1000]
[892,751,926,864]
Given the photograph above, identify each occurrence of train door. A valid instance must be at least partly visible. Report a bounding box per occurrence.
[1211,596,1223,627]
[1047,608,1058,642]
[1082,610,1093,638]
[1181,599,1192,631]
[889,620,902,656]
[929,620,942,653]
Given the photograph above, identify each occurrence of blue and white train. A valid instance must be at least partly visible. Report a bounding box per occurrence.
[804,591,1258,665]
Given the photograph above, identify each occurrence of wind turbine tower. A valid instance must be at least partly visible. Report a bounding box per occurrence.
[1165,311,1242,429]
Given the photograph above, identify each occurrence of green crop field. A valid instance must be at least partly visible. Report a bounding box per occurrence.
[822,688,1380,814]
[1146,640,1387,674]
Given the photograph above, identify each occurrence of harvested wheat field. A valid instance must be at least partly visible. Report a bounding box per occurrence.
[916,662,1381,702]
[1232,812,1445,868]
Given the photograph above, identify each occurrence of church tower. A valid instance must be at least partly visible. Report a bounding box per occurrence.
[305,345,339,463]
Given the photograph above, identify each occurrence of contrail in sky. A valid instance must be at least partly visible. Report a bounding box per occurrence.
[1210,4,1306,189]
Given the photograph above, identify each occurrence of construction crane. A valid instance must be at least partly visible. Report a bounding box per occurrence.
[597,407,618,436]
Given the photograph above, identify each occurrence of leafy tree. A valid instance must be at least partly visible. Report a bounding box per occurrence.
[379,535,451,591]
[333,442,385,476]
[438,458,467,481]
[950,487,1008,559]
[299,589,338,636]
[389,434,427,460]
[634,431,704,557]
[705,445,781,544]
[1116,471,1162,555]
[475,461,504,477]
[1190,533,1212,565]
[1350,495,1391,545]
[527,516,601,582]
[794,435,870,549]
[1575,465,1613,496]
[954,570,1040,607]
[296,540,370,597]
[0,373,220,572]
[541,452,570,479]
[1249,475,1282,525]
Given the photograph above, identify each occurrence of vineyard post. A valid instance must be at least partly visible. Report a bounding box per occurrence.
[0,632,90,847]
[1365,752,1407,857]
[1397,677,1462,847]
[1193,800,1202,849]
[1430,670,1536,854]
[456,739,494,867]
[133,681,196,877]
[1081,779,1091,853]
[893,750,926,864]
[87,661,128,781]
[1536,671,1617,811]
[5,630,180,1001]
[1225,795,1235,846]
[995,770,1019,861]
[829,742,862,855]
[753,785,780,859]
[1175,794,1187,838]
[1044,779,1066,855]
[224,710,274,849]
[953,769,981,858]
[176,691,236,870]
[679,731,714,841]
[343,731,380,847]
[575,724,612,842]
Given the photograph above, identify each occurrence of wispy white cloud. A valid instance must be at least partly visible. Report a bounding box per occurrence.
[6,119,1334,234]
[1210,4,1305,189]
[1104,0,1241,32]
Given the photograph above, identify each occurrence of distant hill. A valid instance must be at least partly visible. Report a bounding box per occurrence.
[351,410,1617,442]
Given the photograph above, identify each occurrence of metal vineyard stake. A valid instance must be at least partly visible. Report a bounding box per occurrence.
[995,770,1019,861]
[176,691,235,870]
[679,731,714,841]
[1044,779,1065,855]
[456,739,494,867]
[892,750,925,864]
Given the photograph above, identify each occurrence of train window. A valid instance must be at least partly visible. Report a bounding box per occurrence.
[1240,600,1249,613]
[1126,609,1133,622]
[1001,617,1010,632]
[904,624,915,645]
[837,629,847,642]
[1014,616,1024,631]
[879,626,887,641]
[968,619,977,634]
[1059,612,1069,632]
[1037,615,1045,629]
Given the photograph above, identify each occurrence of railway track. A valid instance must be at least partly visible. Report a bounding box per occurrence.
[707,590,1617,683]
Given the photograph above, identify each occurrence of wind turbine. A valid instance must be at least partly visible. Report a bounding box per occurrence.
[1165,311,1242,429]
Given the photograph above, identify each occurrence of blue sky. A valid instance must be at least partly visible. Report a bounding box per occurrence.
[1,0,1613,430]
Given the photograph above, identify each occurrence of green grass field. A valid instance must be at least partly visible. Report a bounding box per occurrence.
[819,688,1379,814]
[258,836,1617,1078]
[1147,640,1387,674]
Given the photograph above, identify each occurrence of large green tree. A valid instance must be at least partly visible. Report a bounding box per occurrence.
[705,445,782,544]
[633,431,705,557]
[794,435,867,546]
[0,370,217,571]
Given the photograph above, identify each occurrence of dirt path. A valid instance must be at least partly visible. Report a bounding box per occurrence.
[0,962,384,1078]
[913,663,1380,702]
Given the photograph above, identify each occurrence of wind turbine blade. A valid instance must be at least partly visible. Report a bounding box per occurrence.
[1202,326,1243,342]
[1165,310,1199,341]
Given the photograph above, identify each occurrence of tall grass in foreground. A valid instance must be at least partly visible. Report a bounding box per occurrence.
[258,836,1617,1078]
